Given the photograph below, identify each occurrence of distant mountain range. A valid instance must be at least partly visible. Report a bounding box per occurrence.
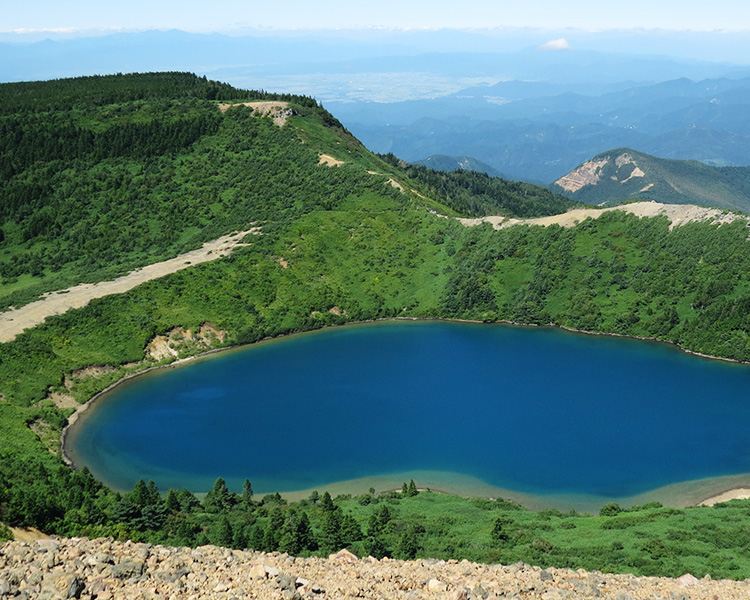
[412,155,507,178]
[5,30,750,186]
[551,148,750,213]
[334,76,750,183]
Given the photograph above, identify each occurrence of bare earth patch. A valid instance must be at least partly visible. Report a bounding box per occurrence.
[0,229,258,344]
[217,101,291,126]
[458,201,746,232]
[145,323,228,361]
[554,158,608,192]
[8,527,48,542]
[198,322,226,345]
[47,392,79,410]
[699,488,750,506]
[71,365,116,380]
[319,154,345,167]
[146,335,180,361]
[386,178,404,192]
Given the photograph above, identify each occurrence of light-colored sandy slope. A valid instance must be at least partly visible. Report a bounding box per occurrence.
[458,201,747,231]
[0,229,258,343]
[319,154,345,166]
[700,488,750,506]
[217,101,291,126]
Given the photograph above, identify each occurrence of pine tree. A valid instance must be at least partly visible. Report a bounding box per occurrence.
[262,507,285,551]
[164,489,181,513]
[340,513,363,546]
[203,477,235,513]
[214,515,233,547]
[248,525,265,551]
[320,507,344,553]
[241,479,254,508]
[278,510,302,555]
[298,511,317,551]
[396,525,420,559]
[320,491,335,513]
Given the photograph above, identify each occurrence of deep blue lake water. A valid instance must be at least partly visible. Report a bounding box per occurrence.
[65,321,750,505]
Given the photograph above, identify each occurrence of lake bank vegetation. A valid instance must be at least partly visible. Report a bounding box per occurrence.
[3,72,750,579]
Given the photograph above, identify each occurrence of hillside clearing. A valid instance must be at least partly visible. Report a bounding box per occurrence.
[0,229,258,343]
[217,101,291,126]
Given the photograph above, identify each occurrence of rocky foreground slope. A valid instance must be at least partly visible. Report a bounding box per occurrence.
[1,538,748,600]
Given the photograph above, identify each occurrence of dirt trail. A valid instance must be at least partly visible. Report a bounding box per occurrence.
[458,201,746,231]
[0,229,258,343]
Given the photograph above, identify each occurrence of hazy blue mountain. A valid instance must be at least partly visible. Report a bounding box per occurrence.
[1,29,746,100]
[5,30,750,183]
[347,118,650,183]
[335,77,750,182]
[412,155,508,177]
[551,148,750,213]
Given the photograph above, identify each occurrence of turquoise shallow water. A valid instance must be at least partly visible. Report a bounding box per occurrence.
[65,321,750,505]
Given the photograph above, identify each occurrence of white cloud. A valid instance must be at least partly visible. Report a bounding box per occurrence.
[539,38,572,51]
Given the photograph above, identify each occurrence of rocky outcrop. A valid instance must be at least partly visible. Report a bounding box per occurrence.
[145,323,227,361]
[1,537,748,600]
[554,151,648,193]
[553,159,609,193]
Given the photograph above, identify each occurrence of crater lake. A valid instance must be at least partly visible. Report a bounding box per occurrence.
[64,320,750,510]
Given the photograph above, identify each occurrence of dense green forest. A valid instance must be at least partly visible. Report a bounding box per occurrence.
[4,73,750,579]
[5,458,750,580]
[382,153,578,218]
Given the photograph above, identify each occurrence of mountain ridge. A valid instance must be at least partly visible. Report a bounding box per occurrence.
[551,147,750,212]
[413,154,507,178]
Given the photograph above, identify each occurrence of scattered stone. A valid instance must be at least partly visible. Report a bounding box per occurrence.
[427,578,448,592]
[265,565,280,577]
[111,559,145,580]
[1,537,749,600]
[450,586,470,600]
[248,563,267,579]
[277,573,297,591]
[329,548,358,564]
[66,575,85,599]
[678,573,700,586]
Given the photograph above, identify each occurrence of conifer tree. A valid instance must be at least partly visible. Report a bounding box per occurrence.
[241,479,254,507]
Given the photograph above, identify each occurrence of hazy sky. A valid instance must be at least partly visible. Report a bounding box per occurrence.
[5,0,750,34]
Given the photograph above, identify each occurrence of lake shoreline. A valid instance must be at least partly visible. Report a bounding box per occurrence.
[60,316,750,511]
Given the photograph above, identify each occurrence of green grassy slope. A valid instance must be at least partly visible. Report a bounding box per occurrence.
[4,74,750,578]
[552,147,750,212]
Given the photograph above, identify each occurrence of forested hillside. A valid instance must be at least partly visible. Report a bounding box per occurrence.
[3,73,750,579]
[552,147,750,212]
